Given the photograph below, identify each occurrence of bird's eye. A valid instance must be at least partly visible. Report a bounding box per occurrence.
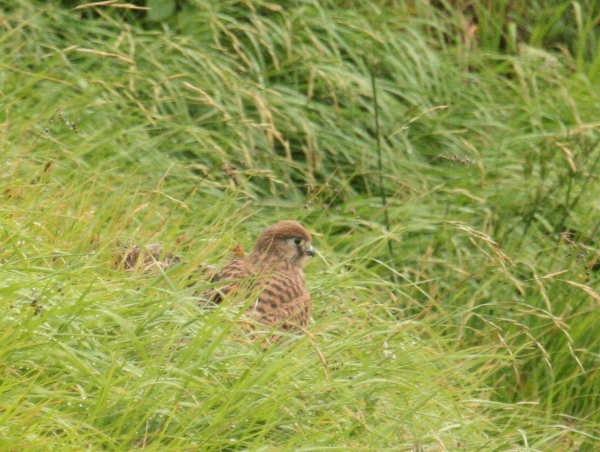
[293,237,302,245]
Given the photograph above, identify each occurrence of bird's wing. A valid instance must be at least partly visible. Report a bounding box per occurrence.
[203,258,252,303]
[204,262,312,333]
[250,271,312,331]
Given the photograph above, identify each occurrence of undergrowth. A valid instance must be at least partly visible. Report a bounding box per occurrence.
[1,0,599,450]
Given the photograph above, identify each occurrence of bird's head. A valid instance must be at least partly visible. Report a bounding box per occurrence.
[252,220,315,268]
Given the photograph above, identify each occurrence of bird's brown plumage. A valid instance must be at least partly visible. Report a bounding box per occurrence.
[204,221,314,334]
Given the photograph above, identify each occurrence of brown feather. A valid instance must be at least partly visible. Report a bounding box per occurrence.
[204,221,314,335]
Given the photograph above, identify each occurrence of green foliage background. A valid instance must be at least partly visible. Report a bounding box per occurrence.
[1,0,599,450]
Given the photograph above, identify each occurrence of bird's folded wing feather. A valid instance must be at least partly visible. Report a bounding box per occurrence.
[250,272,312,330]
[203,258,251,303]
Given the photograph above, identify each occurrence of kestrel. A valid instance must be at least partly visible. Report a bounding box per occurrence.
[204,221,315,334]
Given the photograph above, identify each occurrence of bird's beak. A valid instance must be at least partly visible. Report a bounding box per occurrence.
[306,245,315,257]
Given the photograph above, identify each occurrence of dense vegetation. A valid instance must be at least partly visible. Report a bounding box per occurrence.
[1,0,599,450]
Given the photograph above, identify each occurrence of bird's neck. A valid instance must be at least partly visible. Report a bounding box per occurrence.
[248,251,295,273]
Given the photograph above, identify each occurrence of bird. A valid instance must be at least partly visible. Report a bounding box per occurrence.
[204,221,315,336]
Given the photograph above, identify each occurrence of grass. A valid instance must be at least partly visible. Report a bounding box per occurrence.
[1,0,600,449]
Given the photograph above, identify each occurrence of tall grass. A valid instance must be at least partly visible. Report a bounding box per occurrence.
[1,0,599,449]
